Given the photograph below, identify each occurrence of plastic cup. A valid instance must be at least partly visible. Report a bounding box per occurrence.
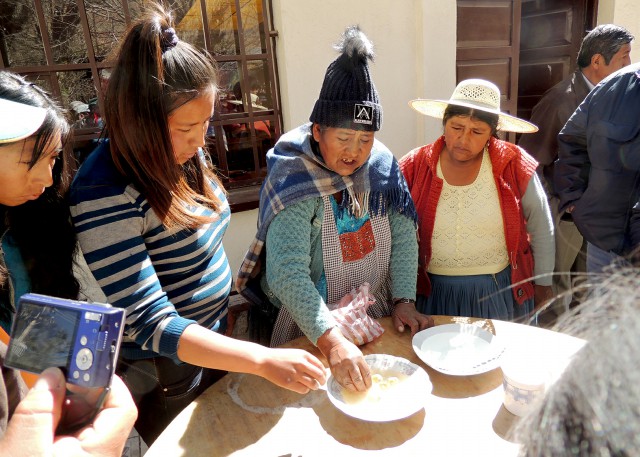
[501,358,548,417]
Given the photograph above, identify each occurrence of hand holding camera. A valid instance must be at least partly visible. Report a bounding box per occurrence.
[0,366,137,456]
[5,293,128,434]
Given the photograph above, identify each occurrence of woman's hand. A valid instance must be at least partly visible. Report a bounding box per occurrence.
[316,327,371,392]
[392,301,434,335]
[0,368,137,457]
[254,347,327,395]
[178,324,326,394]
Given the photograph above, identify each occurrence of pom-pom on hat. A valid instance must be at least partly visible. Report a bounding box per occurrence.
[409,79,538,133]
[310,25,382,131]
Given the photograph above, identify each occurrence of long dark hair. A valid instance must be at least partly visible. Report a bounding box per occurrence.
[104,2,223,229]
[0,71,79,322]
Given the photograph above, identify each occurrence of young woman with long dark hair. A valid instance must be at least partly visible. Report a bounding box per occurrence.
[0,71,78,332]
[69,4,325,445]
[0,72,137,456]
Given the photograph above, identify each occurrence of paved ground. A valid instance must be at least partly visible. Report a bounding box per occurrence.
[123,429,148,457]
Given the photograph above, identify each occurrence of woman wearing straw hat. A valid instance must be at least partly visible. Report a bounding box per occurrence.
[399,79,555,321]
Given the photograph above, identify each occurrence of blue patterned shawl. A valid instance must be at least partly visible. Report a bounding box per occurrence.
[236,123,417,304]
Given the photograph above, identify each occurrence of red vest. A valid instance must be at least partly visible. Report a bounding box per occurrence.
[399,136,538,304]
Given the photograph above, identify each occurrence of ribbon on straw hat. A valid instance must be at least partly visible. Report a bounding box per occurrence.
[409,79,538,133]
[0,98,47,143]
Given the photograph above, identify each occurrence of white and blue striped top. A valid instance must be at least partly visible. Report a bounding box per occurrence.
[70,141,232,361]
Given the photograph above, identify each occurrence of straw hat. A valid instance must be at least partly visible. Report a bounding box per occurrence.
[0,98,47,143]
[409,79,538,133]
[70,101,90,114]
[227,96,268,111]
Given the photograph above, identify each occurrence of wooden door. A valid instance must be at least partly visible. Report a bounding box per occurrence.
[456,0,523,141]
[456,0,597,139]
[517,0,598,121]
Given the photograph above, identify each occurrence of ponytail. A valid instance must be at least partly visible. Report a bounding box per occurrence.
[104,2,223,229]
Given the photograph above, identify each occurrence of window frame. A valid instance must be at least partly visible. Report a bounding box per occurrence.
[0,0,282,211]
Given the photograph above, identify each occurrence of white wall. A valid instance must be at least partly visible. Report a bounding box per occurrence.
[223,0,457,275]
[414,1,457,147]
[271,0,456,158]
[224,208,258,279]
[597,0,640,63]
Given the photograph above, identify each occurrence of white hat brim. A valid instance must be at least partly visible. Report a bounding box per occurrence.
[0,98,48,143]
[409,98,538,134]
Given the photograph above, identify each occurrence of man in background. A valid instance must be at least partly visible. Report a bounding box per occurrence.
[556,61,640,275]
[518,24,633,312]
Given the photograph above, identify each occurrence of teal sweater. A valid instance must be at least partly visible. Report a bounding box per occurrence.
[261,197,418,344]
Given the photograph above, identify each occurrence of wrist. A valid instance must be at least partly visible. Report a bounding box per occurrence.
[316,327,347,357]
[393,297,416,306]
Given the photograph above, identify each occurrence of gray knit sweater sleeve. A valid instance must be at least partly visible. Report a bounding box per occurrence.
[522,174,555,286]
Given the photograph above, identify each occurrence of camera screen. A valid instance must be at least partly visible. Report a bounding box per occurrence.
[6,301,79,373]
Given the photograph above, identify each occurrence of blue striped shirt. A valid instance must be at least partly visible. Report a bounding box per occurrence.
[70,142,232,360]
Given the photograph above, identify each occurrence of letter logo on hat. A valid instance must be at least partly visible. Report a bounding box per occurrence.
[353,104,373,125]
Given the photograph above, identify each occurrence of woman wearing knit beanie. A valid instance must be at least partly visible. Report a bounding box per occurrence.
[238,26,433,392]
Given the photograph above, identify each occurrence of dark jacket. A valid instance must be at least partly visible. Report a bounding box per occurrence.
[556,63,640,256]
[518,69,591,196]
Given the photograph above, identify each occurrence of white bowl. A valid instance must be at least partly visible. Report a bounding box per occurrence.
[326,354,432,422]
[412,324,505,376]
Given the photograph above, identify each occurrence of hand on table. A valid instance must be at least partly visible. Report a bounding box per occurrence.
[392,301,434,335]
[0,368,137,457]
[255,347,327,394]
[317,327,371,392]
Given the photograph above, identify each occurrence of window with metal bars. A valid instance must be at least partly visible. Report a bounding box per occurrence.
[0,0,280,210]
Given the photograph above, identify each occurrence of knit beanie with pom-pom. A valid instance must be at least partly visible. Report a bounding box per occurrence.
[309,25,382,131]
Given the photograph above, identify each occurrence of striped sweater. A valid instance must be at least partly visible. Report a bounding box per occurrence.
[69,142,232,360]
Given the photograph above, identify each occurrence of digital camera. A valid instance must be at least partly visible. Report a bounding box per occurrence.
[5,293,126,433]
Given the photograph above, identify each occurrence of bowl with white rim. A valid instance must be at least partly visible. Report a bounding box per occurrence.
[326,353,432,422]
[412,323,506,376]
